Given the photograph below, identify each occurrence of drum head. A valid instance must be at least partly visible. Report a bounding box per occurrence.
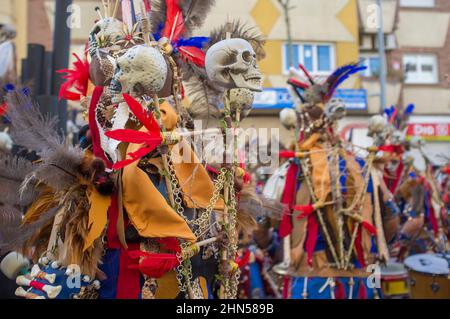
[381,262,406,276]
[404,254,450,276]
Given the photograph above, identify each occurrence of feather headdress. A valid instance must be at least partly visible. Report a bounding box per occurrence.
[288,63,366,105]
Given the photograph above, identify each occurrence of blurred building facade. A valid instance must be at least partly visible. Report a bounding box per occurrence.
[0,0,448,163]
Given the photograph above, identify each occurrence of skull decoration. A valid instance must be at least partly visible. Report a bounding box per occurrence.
[280,108,297,130]
[89,18,123,50]
[205,38,263,92]
[229,88,255,120]
[368,115,388,137]
[391,130,406,146]
[110,45,168,97]
[325,98,346,121]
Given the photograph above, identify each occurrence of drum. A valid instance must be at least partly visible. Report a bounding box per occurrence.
[405,254,450,299]
[287,276,375,299]
[380,262,409,299]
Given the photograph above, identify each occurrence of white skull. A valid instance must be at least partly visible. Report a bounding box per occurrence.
[111,45,167,97]
[90,18,123,44]
[325,98,346,121]
[368,115,388,137]
[205,38,262,92]
[229,88,255,119]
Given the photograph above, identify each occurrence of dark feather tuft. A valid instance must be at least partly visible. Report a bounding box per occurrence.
[0,154,37,206]
[207,20,266,60]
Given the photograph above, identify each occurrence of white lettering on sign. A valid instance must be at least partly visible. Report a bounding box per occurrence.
[413,124,435,136]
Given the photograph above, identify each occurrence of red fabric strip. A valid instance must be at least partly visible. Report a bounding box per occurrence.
[236,249,251,268]
[116,243,141,299]
[88,86,112,169]
[279,163,298,238]
[305,214,319,266]
[282,275,291,299]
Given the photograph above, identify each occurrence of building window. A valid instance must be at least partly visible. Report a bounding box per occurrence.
[403,54,438,84]
[360,55,381,77]
[283,43,335,75]
[400,0,435,7]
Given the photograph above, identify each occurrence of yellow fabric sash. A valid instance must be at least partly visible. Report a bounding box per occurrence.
[84,186,112,251]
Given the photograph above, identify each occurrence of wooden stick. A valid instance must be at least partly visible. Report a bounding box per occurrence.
[112,0,120,18]
[152,95,176,208]
[102,0,109,18]
[95,6,104,20]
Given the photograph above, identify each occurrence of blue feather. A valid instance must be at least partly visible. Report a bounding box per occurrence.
[327,64,367,97]
[405,103,415,116]
[176,37,209,48]
[3,83,15,92]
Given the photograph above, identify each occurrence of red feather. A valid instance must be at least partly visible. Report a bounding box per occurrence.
[287,78,310,90]
[122,94,161,134]
[105,129,162,145]
[57,53,89,101]
[107,94,165,170]
[178,46,205,67]
[112,146,156,170]
[161,0,185,42]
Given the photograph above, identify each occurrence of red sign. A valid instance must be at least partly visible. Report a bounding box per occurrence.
[406,123,450,141]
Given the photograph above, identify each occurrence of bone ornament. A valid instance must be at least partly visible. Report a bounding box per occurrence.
[15,287,46,300]
[30,264,56,284]
[205,38,263,92]
[229,88,255,120]
[110,45,168,98]
[0,251,30,280]
[16,276,62,299]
